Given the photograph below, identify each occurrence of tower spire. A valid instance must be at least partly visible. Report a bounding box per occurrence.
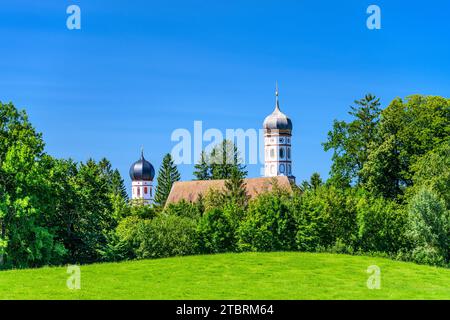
[141,146,144,159]
[275,81,280,111]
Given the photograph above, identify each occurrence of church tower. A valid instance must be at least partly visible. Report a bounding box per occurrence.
[129,150,155,205]
[263,83,295,182]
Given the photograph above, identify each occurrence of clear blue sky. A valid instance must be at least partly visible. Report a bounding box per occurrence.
[1,0,449,191]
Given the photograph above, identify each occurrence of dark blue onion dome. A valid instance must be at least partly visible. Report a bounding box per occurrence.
[129,151,155,181]
[263,84,293,131]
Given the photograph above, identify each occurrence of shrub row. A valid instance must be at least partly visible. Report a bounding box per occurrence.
[105,184,449,268]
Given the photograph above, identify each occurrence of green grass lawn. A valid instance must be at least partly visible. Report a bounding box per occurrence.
[0,252,449,299]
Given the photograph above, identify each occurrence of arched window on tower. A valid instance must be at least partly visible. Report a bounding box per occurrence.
[137,187,140,196]
[144,187,148,194]
[280,148,285,159]
[287,147,291,159]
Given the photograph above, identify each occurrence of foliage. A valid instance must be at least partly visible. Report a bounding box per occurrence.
[0,102,65,268]
[154,153,180,206]
[135,214,198,259]
[361,95,450,199]
[405,187,449,266]
[163,200,202,220]
[223,166,249,208]
[356,194,407,253]
[193,151,211,180]
[323,94,381,186]
[196,208,236,253]
[202,187,226,212]
[2,94,449,270]
[0,102,127,268]
[196,140,247,180]
[238,192,296,252]
[408,141,450,208]
[300,172,323,191]
[293,186,358,251]
[50,158,119,264]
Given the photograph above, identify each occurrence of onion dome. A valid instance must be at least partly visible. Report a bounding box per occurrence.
[263,83,293,131]
[129,150,155,181]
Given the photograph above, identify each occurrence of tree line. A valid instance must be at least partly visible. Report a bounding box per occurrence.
[0,94,449,269]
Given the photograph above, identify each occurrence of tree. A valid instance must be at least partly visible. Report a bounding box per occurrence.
[197,208,236,253]
[99,158,128,200]
[361,95,450,199]
[223,167,249,208]
[360,135,402,198]
[408,141,450,208]
[135,215,198,259]
[356,194,407,253]
[163,199,202,220]
[309,173,323,190]
[209,140,247,180]
[323,94,381,186]
[193,151,211,180]
[67,159,117,263]
[0,102,65,268]
[238,192,296,252]
[405,187,450,266]
[154,154,181,206]
[294,186,358,252]
[300,172,323,191]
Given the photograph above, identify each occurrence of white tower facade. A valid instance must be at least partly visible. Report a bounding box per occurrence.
[131,180,153,205]
[129,151,155,205]
[263,84,295,182]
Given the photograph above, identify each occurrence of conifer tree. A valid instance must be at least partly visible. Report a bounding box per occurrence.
[224,166,249,208]
[154,153,181,206]
[210,140,247,180]
[193,151,211,180]
[310,172,323,190]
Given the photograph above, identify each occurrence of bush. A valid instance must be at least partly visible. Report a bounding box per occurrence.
[163,200,202,220]
[196,208,236,253]
[105,216,145,260]
[409,141,450,209]
[136,214,198,259]
[356,195,407,254]
[294,186,358,251]
[237,192,296,252]
[126,204,157,219]
[405,187,449,266]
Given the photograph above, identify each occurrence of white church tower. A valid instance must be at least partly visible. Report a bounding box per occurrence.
[129,150,155,205]
[263,83,295,182]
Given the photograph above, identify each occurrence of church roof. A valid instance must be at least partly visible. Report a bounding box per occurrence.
[166,176,292,205]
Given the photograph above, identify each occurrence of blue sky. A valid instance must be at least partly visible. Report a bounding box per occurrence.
[1,0,449,191]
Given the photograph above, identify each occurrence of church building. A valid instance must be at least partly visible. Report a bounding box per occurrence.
[130,85,295,204]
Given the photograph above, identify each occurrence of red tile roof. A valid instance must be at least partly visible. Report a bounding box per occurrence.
[166,176,292,204]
